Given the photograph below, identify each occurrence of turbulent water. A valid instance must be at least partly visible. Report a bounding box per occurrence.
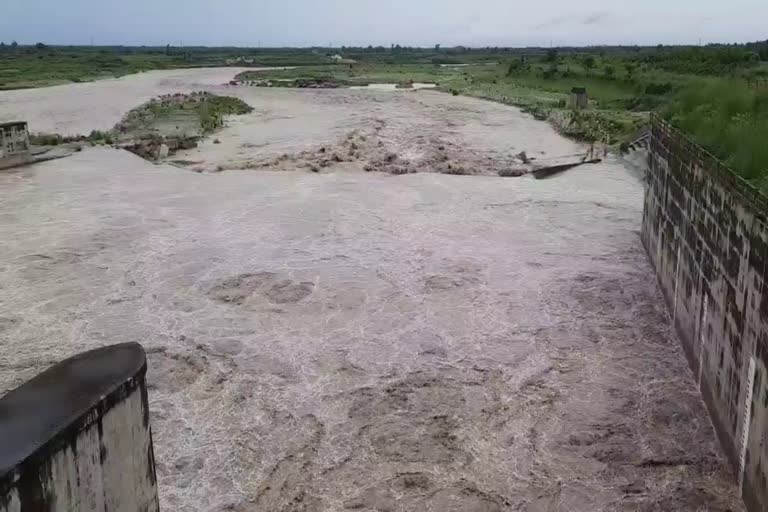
[0,69,743,511]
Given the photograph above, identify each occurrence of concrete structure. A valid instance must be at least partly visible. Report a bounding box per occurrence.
[570,87,588,110]
[0,343,159,512]
[642,113,768,511]
[0,122,32,170]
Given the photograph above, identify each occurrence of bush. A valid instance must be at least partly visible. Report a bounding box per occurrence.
[582,55,596,72]
[664,79,768,185]
[30,133,62,146]
[88,130,110,142]
[624,94,667,111]
[507,58,530,76]
[82,130,116,144]
[644,82,674,95]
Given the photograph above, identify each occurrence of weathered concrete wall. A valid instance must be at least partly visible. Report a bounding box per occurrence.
[0,122,31,170]
[0,343,159,512]
[642,114,768,511]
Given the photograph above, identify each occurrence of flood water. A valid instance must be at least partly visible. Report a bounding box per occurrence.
[0,68,743,511]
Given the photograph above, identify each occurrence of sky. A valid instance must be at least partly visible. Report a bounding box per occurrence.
[1,0,767,48]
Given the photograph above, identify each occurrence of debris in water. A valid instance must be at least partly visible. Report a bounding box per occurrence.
[532,158,602,179]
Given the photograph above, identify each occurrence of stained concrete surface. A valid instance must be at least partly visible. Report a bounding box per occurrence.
[0,343,158,512]
[643,118,768,511]
[0,69,744,511]
[0,343,146,476]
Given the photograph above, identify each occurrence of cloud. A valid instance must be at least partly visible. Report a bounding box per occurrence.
[582,11,610,25]
[533,10,612,30]
[533,14,570,30]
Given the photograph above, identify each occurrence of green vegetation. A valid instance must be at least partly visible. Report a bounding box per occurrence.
[28,133,73,146]
[110,92,253,162]
[664,80,768,191]
[236,63,470,87]
[3,41,768,189]
[238,61,647,143]
[28,130,114,146]
[0,45,333,90]
[114,92,253,139]
[238,43,768,190]
[0,46,187,89]
[87,130,114,144]
[194,94,254,133]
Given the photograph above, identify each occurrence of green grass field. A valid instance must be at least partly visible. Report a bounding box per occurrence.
[664,79,768,191]
[0,45,333,90]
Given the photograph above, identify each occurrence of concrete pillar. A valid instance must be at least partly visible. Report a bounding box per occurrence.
[0,343,159,512]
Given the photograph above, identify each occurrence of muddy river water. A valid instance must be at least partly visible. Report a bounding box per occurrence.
[0,69,743,511]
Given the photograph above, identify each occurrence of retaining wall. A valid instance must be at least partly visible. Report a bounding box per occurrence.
[0,122,31,170]
[0,343,159,512]
[642,114,768,510]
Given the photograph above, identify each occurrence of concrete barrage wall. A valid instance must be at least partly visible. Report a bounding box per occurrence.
[642,114,768,511]
[0,343,159,512]
[0,122,32,170]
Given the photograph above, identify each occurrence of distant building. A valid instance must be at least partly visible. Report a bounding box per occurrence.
[571,87,588,110]
[0,121,32,170]
[330,54,344,61]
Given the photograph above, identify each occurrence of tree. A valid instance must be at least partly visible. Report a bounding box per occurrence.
[435,44,441,52]
[604,65,615,79]
[35,42,47,50]
[546,48,558,63]
[582,55,596,72]
[543,62,558,79]
[624,62,637,79]
[11,41,18,48]
[507,57,528,76]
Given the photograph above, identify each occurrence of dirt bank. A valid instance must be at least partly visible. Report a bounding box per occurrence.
[0,69,744,512]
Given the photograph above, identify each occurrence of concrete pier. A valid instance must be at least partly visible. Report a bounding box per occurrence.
[0,343,159,512]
